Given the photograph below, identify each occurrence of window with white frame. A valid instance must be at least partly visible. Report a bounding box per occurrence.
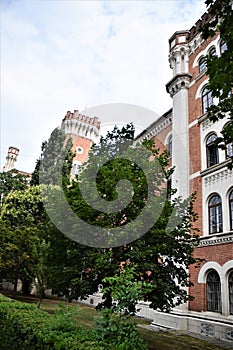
[209,46,217,57]
[167,134,172,157]
[199,57,206,73]
[229,189,233,231]
[206,133,219,167]
[72,162,79,175]
[229,270,233,315]
[226,141,233,158]
[206,270,222,312]
[208,194,223,234]
[202,88,213,114]
[220,41,227,54]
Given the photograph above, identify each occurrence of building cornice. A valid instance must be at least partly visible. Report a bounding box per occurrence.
[201,159,232,178]
[198,231,233,247]
[166,73,192,97]
[134,109,172,143]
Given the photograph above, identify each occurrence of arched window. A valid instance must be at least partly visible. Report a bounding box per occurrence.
[72,162,79,176]
[208,194,223,234]
[226,141,233,158]
[202,88,213,114]
[206,133,219,167]
[199,57,206,73]
[229,190,233,231]
[209,46,217,57]
[206,270,221,312]
[229,271,233,315]
[167,175,172,201]
[220,41,227,54]
[167,135,172,157]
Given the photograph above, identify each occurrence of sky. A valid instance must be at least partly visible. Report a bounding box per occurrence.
[1,0,207,173]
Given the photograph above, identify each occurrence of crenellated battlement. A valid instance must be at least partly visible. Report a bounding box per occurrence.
[168,11,211,52]
[62,110,100,130]
[187,11,211,41]
[61,110,101,143]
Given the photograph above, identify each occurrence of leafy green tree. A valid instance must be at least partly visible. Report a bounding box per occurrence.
[1,186,44,227]
[200,0,233,167]
[0,186,46,295]
[0,170,28,208]
[58,124,200,312]
[0,223,40,294]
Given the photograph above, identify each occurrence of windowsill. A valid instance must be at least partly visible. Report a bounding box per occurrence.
[201,158,232,176]
[200,230,233,239]
[197,113,208,124]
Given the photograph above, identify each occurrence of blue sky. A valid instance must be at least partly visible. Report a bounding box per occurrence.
[1,0,207,173]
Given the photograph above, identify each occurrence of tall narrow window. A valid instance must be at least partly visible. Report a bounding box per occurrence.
[206,133,219,167]
[72,163,79,175]
[229,271,233,315]
[226,142,233,158]
[220,41,227,54]
[202,88,213,114]
[199,57,206,73]
[229,190,233,231]
[208,194,223,234]
[167,135,172,157]
[167,175,172,201]
[209,46,217,57]
[206,270,221,312]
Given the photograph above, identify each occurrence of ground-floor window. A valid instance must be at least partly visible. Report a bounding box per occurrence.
[206,270,221,312]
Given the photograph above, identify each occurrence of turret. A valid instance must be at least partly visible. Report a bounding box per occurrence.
[61,110,100,144]
[3,146,19,172]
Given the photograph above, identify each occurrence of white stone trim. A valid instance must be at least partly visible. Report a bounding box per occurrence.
[198,262,222,283]
[198,260,233,316]
[189,171,200,180]
[195,79,209,100]
[192,35,220,68]
[189,119,198,129]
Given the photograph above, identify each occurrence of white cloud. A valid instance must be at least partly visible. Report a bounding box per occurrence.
[1,0,206,173]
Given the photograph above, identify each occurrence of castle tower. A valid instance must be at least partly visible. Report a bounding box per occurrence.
[3,146,20,172]
[166,30,191,199]
[61,110,101,175]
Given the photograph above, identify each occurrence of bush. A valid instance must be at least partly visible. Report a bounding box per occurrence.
[93,309,148,350]
[0,294,103,350]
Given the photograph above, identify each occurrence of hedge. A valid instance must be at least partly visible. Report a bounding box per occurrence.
[0,294,103,350]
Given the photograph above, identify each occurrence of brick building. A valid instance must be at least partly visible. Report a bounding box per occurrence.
[136,11,233,341]
[61,110,100,177]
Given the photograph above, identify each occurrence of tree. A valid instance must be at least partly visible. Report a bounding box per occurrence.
[48,124,200,312]
[0,170,28,208]
[0,186,46,295]
[31,127,74,187]
[200,0,233,167]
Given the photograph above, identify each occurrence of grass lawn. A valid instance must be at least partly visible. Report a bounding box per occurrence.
[2,291,230,350]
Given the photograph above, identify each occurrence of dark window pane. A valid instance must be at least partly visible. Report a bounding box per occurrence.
[206,134,219,167]
[199,57,206,73]
[208,195,223,234]
[229,271,233,315]
[230,190,233,231]
[207,270,221,312]
[220,41,227,54]
[202,88,213,114]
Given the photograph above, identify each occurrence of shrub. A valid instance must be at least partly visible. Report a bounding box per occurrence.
[94,309,148,350]
[0,294,103,350]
